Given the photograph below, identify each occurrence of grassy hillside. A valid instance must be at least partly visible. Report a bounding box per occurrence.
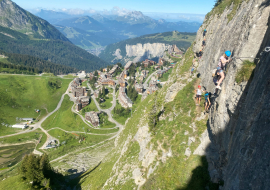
[99,31,196,63]
[0,75,71,128]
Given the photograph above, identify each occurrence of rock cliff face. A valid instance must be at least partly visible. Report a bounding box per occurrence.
[126,43,168,58]
[193,0,270,189]
[0,0,69,41]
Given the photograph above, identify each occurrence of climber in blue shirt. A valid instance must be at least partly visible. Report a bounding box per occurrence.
[204,92,211,112]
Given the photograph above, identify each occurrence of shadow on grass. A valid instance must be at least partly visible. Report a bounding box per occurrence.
[65,161,102,190]
[175,156,220,190]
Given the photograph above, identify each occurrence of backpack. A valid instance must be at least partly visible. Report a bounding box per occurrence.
[205,93,209,100]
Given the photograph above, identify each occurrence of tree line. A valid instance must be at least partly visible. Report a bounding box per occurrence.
[0,25,108,72]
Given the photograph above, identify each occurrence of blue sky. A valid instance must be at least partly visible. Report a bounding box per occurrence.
[13,0,216,14]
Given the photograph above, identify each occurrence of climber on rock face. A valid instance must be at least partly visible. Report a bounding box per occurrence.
[195,85,202,106]
[216,50,231,90]
[202,39,206,48]
[204,92,211,112]
[199,50,203,58]
[203,29,207,39]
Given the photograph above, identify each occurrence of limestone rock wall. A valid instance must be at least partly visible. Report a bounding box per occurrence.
[193,0,270,189]
[126,43,169,58]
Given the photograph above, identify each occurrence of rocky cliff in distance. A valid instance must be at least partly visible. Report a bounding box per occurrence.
[193,0,270,189]
[99,31,195,64]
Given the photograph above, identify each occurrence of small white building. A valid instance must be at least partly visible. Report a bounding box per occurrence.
[12,124,28,129]
[22,118,33,121]
[77,71,86,78]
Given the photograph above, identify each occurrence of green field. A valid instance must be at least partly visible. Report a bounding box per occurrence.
[159,68,173,82]
[0,143,35,169]
[0,129,44,144]
[0,75,71,129]
[98,87,113,109]
[43,95,118,134]
[46,129,113,160]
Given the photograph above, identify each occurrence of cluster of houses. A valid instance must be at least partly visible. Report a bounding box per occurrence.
[118,73,133,108]
[70,78,90,111]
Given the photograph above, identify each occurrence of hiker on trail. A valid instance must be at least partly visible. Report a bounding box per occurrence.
[199,50,203,58]
[195,85,202,106]
[216,51,231,90]
[204,92,211,112]
[203,29,207,38]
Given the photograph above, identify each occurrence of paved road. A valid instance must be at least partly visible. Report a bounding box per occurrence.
[87,84,122,129]
[50,83,124,162]
[48,127,117,136]
[143,71,158,89]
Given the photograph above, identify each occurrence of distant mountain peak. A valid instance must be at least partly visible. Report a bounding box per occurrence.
[0,0,69,41]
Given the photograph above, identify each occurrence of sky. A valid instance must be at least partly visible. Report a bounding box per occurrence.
[12,0,216,15]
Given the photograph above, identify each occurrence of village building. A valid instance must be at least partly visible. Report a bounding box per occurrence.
[141,70,149,77]
[158,57,165,66]
[106,73,112,79]
[100,79,116,86]
[103,68,107,72]
[77,71,86,78]
[85,111,100,127]
[139,75,144,81]
[72,86,87,97]
[119,78,126,87]
[157,70,165,78]
[118,87,133,108]
[94,90,99,98]
[108,65,118,75]
[124,61,133,70]
[12,124,28,129]
[147,86,159,94]
[76,96,90,110]
[123,70,128,79]
[142,59,156,67]
[97,71,101,75]
[89,72,94,80]
[71,78,81,88]
[135,83,144,93]
[149,80,157,87]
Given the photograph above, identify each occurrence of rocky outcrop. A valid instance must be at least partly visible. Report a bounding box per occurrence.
[126,43,168,58]
[194,0,270,189]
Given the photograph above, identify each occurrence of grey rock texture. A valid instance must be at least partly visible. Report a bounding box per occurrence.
[0,0,69,41]
[193,0,270,189]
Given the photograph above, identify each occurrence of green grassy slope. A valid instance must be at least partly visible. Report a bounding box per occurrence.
[0,75,71,127]
[99,31,196,63]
